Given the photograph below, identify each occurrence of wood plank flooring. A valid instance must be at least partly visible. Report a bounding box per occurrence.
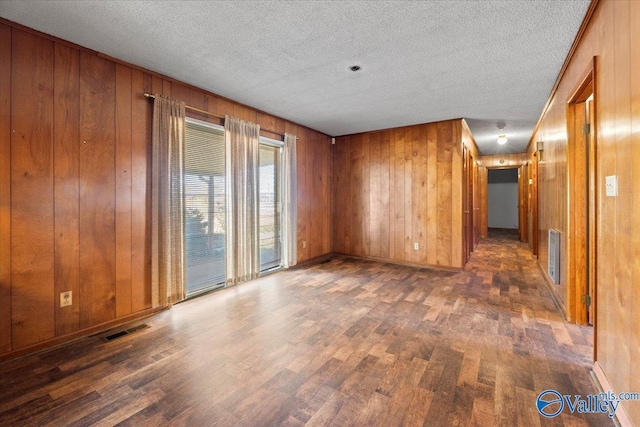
[0,232,611,426]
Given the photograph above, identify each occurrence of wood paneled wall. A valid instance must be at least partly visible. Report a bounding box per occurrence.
[479,153,527,169]
[0,22,332,358]
[527,0,640,423]
[332,119,477,269]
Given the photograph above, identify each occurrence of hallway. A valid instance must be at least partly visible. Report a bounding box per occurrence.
[0,234,610,426]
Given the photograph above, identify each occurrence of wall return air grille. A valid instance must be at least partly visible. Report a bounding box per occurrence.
[548,229,561,284]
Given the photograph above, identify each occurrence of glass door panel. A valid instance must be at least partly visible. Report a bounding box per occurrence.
[258,144,282,271]
[185,120,226,295]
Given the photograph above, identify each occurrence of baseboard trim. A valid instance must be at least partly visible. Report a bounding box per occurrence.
[331,252,462,272]
[0,306,166,363]
[292,253,333,269]
[537,260,568,320]
[592,361,633,427]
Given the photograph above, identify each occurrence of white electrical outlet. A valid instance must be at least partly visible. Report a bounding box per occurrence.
[60,291,72,307]
[605,175,618,197]
[414,242,419,250]
[302,240,306,249]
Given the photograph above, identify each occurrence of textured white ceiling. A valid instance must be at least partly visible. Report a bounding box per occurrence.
[0,0,590,155]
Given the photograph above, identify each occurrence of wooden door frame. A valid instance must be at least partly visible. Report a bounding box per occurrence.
[518,166,526,242]
[463,145,472,263]
[566,58,597,328]
[473,160,479,247]
[530,152,539,256]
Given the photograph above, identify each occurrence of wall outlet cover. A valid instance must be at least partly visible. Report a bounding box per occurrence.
[60,291,72,307]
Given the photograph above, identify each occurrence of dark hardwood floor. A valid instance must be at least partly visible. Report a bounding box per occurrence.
[0,233,611,426]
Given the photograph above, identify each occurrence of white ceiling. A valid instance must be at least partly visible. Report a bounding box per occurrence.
[0,0,590,155]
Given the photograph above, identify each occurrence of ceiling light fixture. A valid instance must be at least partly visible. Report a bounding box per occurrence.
[496,122,507,145]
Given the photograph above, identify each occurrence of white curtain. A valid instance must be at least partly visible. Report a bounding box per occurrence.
[225,115,260,285]
[151,95,186,307]
[282,133,298,268]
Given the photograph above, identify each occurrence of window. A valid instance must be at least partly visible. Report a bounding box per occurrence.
[184,119,226,295]
[259,138,283,271]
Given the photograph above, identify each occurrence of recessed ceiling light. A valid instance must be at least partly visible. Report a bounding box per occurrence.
[349,65,361,72]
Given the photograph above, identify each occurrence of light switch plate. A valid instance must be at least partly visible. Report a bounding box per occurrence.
[605,175,618,197]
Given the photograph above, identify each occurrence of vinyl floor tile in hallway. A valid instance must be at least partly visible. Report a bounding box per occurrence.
[0,233,612,426]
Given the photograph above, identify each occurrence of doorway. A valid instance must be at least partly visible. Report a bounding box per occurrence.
[487,168,520,235]
[463,145,475,262]
[567,63,597,329]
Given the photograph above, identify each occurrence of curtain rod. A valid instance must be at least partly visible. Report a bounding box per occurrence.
[143,93,293,139]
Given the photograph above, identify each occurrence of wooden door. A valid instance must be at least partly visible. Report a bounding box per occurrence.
[531,152,538,256]
[467,153,474,255]
[586,95,596,326]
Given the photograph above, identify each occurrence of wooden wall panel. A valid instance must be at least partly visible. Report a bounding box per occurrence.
[115,64,133,318]
[130,70,152,313]
[294,124,308,261]
[333,119,473,269]
[10,30,56,348]
[322,132,333,255]
[594,1,614,388]
[391,130,404,261]
[402,129,412,261]
[451,122,463,267]
[417,131,428,258]
[480,153,527,169]
[332,136,350,255]
[0,17,325,360]
[169,82,190,106]
[368,132,382,258]
[426,125,438,264]
[305,129,332,260]
[610,0,632,395]
[79,52,116,327]
[306,130,318,258]
[630,0,640,423]
[350,134,364,255]
[0,23,12,353]
[527,0,640,422]
[53,44,80,335]
[436,121,453,267]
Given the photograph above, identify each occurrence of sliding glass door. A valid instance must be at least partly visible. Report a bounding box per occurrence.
[258,141,283,271]
[184,119,226,295]
[184,124,284,296]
